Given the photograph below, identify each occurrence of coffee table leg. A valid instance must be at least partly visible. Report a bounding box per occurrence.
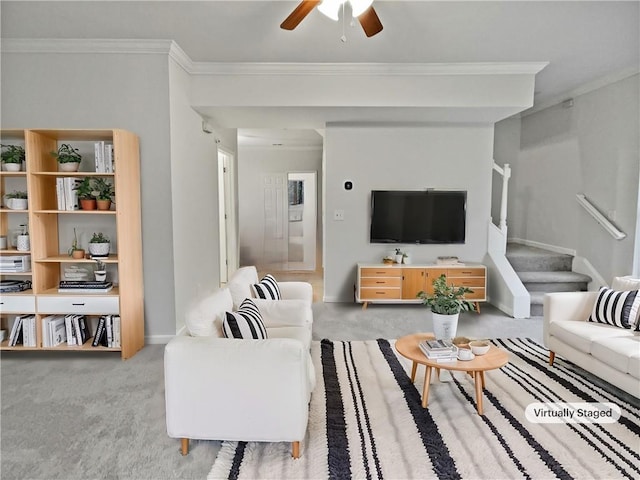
[410,361,418,383]
[474,371,484,415]
[422,366,432,408]
[480,371,485,389]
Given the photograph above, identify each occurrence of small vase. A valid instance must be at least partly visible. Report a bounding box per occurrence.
[432,312,459,340]
[96,199,112,211]
[59,162,80,172]
[80,198,96,210]
[395,254,403,264]
[71,249,85,259]
[2,163,21,172]
[16,234,30,252]
[94,271,107,282]
[88,242,110,258]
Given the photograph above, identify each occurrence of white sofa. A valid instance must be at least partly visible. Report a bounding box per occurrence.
[164,267,315,458]
[544,290,640,398]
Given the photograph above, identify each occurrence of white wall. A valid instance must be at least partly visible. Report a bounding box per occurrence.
[237,146,323,268]
[1,48,179,339]
[324,125,495,302]
[168,58,220,335]
[497,74,639,281]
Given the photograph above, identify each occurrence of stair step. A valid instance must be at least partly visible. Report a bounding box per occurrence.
[518,271,591,293]
[506,244,573,272]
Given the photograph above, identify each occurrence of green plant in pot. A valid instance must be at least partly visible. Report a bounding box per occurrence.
[74,176,96,210]
[51,143,82,172]
[92,177,114,210]
[1,144,26,171]
[88,232,110,259]
[417,274,475,340]
[3,190,28,210]
[68,228,85,259]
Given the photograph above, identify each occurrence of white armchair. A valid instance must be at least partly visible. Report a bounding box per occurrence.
[164,270,315,458]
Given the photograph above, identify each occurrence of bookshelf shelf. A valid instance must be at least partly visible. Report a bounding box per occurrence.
[0,128,143,359]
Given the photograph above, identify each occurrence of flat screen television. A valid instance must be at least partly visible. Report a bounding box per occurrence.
[370,190,467,244]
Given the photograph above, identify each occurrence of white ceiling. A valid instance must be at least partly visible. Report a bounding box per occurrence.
[2,1,638,146]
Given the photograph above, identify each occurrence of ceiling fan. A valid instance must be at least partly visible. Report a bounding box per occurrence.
[281,0,383,38]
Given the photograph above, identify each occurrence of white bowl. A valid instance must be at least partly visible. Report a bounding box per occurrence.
[469,340,490,355]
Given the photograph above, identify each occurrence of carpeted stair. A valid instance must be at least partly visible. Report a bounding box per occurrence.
[506,243,591,316]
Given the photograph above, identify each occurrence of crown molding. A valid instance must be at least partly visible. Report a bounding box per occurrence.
[523,67,640,116]
[1,38,547,79]
[1,38,175,55]
[190,61,549,77]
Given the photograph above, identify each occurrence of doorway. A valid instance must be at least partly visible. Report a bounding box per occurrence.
[287,172,317,271]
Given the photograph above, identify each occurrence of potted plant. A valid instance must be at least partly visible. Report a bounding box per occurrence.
[94,259,107,282]
[74,176,96,210]
[394,248,404,264]
[88,232,110,258]
[68,228,85,259]
[1,145,26,171]
[51,143,82,172]
[92,177,114,210]
[417,274,475,340]
[3,190,28,210]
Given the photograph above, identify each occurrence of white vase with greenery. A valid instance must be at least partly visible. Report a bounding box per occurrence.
[417,274,476,340]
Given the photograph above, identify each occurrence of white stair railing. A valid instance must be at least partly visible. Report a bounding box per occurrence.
[493,162,511,234]
[576,194,626,240]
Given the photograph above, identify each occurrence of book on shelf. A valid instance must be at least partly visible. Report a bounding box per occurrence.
[0,255,31,273]
[65,314,77,346]
[94,141,114,173]
[58,281,113,293]
[56,178,66,210]
[73,315,90,346]
[436,256,465,266]
[94,314,121,348]
[8,316,24,346]
[42,315,67,347]
[92,316,107,347]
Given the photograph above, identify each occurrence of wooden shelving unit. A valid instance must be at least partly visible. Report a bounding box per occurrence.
[0,129,144,359]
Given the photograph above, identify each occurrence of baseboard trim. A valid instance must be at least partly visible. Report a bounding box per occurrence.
[145,329,184,345]
[508,237,577,256]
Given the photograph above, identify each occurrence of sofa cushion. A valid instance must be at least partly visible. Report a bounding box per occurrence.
[223,298,268,339]
[549,320,635,354]
[588,287,640,329]
[268,326,312,351]
[629,349,640,380]
[227,266,260,309]
[251,274,281,300]
[591,336,640,377]
[611,276,640,291]
[185,288,232,337]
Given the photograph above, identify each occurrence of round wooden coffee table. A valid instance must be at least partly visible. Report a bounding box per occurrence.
[395,332,509,415]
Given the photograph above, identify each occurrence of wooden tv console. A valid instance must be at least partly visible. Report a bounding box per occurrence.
[356,263,487,311]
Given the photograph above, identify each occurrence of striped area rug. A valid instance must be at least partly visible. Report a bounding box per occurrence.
[208,338,640,480]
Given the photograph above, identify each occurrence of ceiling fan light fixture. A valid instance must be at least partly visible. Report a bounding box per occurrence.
[350,0,374,17]
[317,0,343,21]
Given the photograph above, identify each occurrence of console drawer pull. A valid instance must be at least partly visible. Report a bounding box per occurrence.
[72,303,86,306]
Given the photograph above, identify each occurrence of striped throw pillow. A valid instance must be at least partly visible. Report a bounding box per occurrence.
[251,274,282,300]
[223,298,267,339]
[588,287,640,329]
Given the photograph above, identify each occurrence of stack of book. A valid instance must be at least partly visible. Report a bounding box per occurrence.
[92,315,121,348]
[419,339,458,363]
[8,315,37,347]
[41,315,68,347]
[58,280,113,293]
[94,141,115,173]
[0,279,32,293]
[0,255,31,273]
[64,314,90,346]
[55,177,81,210]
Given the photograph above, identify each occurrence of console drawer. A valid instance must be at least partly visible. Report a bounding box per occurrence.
[463,288,486,300]
[37,295,119,314]
[360,277,402,288]
[360,288,401,300]
[447,267,485,277]
[449,277,485,288]
[361,267,402,278]
[0,295,36,313]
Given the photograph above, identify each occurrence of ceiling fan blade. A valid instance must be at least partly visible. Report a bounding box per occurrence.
[280,0,321,30]
[358,6,383,37]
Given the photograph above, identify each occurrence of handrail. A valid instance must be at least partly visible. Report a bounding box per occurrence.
[576,194,626,240]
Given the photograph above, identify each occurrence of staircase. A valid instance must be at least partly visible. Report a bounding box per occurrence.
[506,243,592,316]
